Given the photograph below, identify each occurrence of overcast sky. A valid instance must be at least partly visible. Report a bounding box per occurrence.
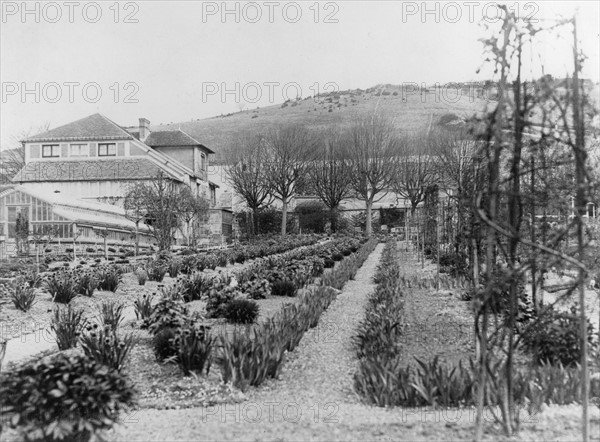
[1,0,598,147]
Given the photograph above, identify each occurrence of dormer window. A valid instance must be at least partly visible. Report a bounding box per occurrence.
[42,144,60,158]
[98,143,116,156]
[70,143,89,157]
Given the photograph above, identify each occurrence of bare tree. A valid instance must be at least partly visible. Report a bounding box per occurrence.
[224,134,273,236]
[177,186,210,246]
[125,173,182,251]
[263,125,318,235]
[391,134,438,214]
[307,130,353,232]
[345,115,399,235]
[123,184,149,255]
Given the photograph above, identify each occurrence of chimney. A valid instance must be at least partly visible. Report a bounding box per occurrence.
[139,118,150,141]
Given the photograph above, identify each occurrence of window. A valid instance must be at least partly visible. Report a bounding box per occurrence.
[42,144,60,158]
[200,153,206,171]
[70,143,88,157]
[98,143,116,156]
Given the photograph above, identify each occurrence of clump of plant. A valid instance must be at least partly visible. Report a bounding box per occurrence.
[205,283,240,318]
[134,293,155,323]
[135,268,148,285]
[172,323,214,375]
[323,258,335,268]
[45,271,79,304]
[146,260,167,282]
[241,278,271,300]
[217,326,285,391]
[147,297,190,334]
[75,271,98,297]
[10,278,37,311]
[224,299,259,324]
[520,305,599,366]
[96,266,122,292]
[99,300,126,331]
[168,259,182,278]
[153,327,179,362]
[24,270,43,289]
[271,279,297,297]
[179,271,212,302]
[438,251,469,278]
[50,304,87,350]
[79,325,136,372]
[331,252,344,261]
[0,353,137,442]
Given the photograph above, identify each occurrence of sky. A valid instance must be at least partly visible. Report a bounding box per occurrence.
[0,0,599,148]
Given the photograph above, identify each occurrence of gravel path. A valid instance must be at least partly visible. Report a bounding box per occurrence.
[108,241,598,441]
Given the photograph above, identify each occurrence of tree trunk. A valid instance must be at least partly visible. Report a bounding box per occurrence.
[134,221,139,256]
[252,208,259,236]
[365,200,373,236]
[281,200,288,235]
[330,207,338,233]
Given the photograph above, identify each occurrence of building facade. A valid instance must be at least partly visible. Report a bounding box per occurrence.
[0,113,231,257]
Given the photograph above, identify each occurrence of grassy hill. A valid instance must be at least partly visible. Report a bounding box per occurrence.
[152,84,489,164]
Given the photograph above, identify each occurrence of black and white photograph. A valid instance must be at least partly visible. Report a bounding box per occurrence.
[0,1,599,441]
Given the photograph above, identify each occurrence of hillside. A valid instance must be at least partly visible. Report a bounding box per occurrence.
[152,84,489,164]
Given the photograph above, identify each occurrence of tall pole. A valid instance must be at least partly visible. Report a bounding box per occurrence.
[436,205,440,290]
[530,155,537,310]
[572,16,589,442]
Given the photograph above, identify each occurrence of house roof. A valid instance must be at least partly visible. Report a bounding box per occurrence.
[12,158,174,182]
[145,130,214,153]
[23,114,134,143]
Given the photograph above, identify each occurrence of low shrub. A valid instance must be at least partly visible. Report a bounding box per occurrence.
[520,305,599,366]
[51,304,87,350]
[147,297,190,334]
[206,285,239,318]
[271,279,297,297]
[324,258,335,268]
[224,299,259,324]
[10,279,37,312]
[46,271,78,304]
[241,278,271,300]
[438,251,469,278]
[153,327,178,362]
[96,266,122,292]
[332,252,344,261]
[0,353,137,442]
[79,325,135,372]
